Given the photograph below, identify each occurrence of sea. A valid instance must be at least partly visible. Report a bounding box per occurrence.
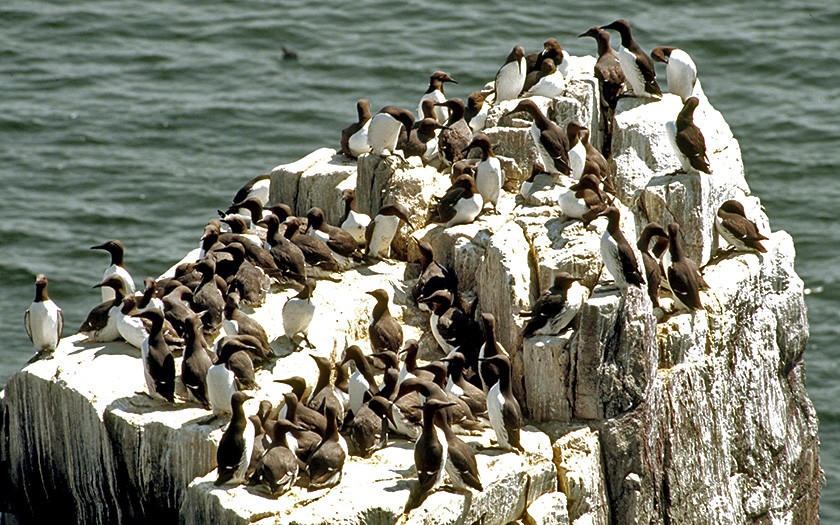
[1,0,837,520]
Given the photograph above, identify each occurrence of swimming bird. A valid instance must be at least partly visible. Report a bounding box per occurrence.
[91,240,136,302]
[493,45,527,103]
[599,19,662,98]
[716,200,768,253]
[598,206,645,289]
[636,223,669,308]
[418,71,457,124]
[672,96,711,174]
[282,278,316,349]
[24,274,63,361]
[181,313,213,407]
[339,189,371,247]
[365,203,413,259]
[481,354,523,451]
[425,175,483,228]
[367,106,415,156]
[520,272,587,337]
[462,134,503,213]
[403,398,455,513]
[664,222,705,311]
[215,391,254,486]
[367,288,403,354]
[340,99,373,159]
[651,46,698,102]
[132,309,176,403]
[511,99,571,175]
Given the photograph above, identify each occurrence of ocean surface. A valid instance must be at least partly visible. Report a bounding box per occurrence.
[1,0,837,519]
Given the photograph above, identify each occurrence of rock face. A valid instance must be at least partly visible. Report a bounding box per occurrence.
[0,52,821,524]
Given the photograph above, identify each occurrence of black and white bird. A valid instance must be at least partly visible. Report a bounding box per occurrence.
[230,173,271,209]
[436,98,472,166]
[365,203,413,259]
[578,27,626,111]
[367,106,415,156]
[716,200,768,254]
[282,278,317,349]
[651,46,698,102]
[417,71,457,124]
[436,405,483,494]
[339,189,371,247]
[80,275,128,342]
[91,240,136,302]
[566,121,588,180]
[222,292,272,357]
[558,173,608,223]
[305,404,346,489]
[481,354,523,452]
[215,391,254,486]
[600,19,662,99]
[664,222,705,311]
[181,313,213,407]
[493,45,527,103]
[132,309,176,403]
[367,288,403,354]
[252,418,302,497]
[478,313,506,391]
[403,398,456,513]
[511,99,571,175]
[340,99,373,159]
[520,272,588,338]
[340,344,380,417]
[425,175,483,228]
[671,97,711,174]
[463,134,503,213]
[306,206,358,259]
[597,206,645,289]
[636,223,669,308]
[24,274,64,361]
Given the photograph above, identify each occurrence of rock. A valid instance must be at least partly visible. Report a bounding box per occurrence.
[524,492,570,525]
[552,427,609,525]
[269,148,337,209]
[181,427,556,525]
[522,334,573,422]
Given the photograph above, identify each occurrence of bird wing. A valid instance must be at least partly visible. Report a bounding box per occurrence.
[24,309,33,343]
[435,186,467,223]
[668,264,703,309]
[539,129,571,175]
[635,54,662,96]
[617,243,645,286]
[57,308,65,342]
[676,127,710,172]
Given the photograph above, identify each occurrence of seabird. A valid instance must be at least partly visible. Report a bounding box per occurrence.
[523,60,566,98]
[340,344,379,417]
[436,98,472,166]
[600,19,662,98]
[338,189,371,247]
[578,27,626,111]
[716,200,768,253]
[131,309,176,403]
[181,313,213,407]
[436,406,483,494]
[510,99,571,175]
[462,133,503,213]
[566,121,588,180]
[440,351,487,418]
[230,173,271,209]
[162,285,194,339]
[305,404,346,489]
[403,398,455,513]
[367,106,415,156]
[418,289,472,357]
[425,175,483,228]
[411,238,458,312]
[651,46,698,102]
[665,222,705,311]
[277,391,327,437]
[493,45,527,103]
[672,96,711,174]
[306,207,358,258]
[24,274,63,361]
[598,206,645,288]
[367,288,403,354]
[206,344,239,416]
[282,278,317,349]
[116,296,149,349]
[558,173,608,223]
[215,242,270,307]
[340,99,373,159]
[365,203,413,259]
[404,117,447,166]
[418,71,457,125]
[222,291,272,356]
[465,91,490,133]
[307,354,345,421]
[636,223,669,308]
[191,258,225,341]
[481,354,523,451]
[79,275,127,342]
[252,418,301,497]
[478,313,506,392]
[520,272,588,337]
[91,240,136,302]
[257,214,307,284]
[215,391,254,486]
[285,218,339,273]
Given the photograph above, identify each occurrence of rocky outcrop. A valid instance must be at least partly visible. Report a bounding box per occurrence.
[0,51,821,525]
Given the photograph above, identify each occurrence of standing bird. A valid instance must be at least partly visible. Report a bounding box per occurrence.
[403,398,456,513]
[520,272,587,337]
[664,223,705,311]
[436,98,473,166]
[600,19,662,99]
[338,189,371,247]
[24,274,64,361]
[465,91,490,133]
[191,258,225,341]
[716,200,768,253]
[222,292,272,356]
[417,71,457,124]
[215,391,254,486]
[412,238,458,312]
[566,121,588,180]
[478,313,506,391]
[636,223,669,308]
[579,27,626,111]
[282,278,317,349]
[597,206,645,289]
[341,344,380,417]
[481,354,523,452]
[181,313,213,407]
[558,173,608,224]
[91,240,136,302]
[437,408,483,494]
[425,175,483,228]
[651,47,698,102]
[365,203,413,259]
[367,288,403,354]
[257,214,307,284]
[462,134,503,213]
[404,117,447,166]
[672,96,711,174]
[132,309,176,403]
[306,207,359,258]
[340,99,373,159]
[511,99,571,175]
[441,351,487,418]
[419,289,470,356]
[493,45,527,104]
[367,106,415,156]
[285,218,339,273]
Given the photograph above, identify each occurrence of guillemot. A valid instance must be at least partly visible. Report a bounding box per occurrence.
[425,175,483,228]
[215,391,254,486]
[417,71,457,124]
[651,46,698,102]
[24,274,63,361]
[493,45,527,103]
[520,272,588,337]
[132,309,176,403]
[340,99,373,159]
[462,133,503,213]
[91,239,136,302]
[365,203,413,259]
[481,354,523,452]
[367,288,403,354]
[597,206,645,289]
[511,99,571,175]
[716,200,768,253]
[600,19,662,98]
[282,278,316,349]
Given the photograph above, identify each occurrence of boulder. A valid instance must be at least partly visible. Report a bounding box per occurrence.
[552,427,609,525]
[269,148,337,209]
[524,492,570,525]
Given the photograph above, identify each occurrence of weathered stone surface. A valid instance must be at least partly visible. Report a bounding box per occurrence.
[523,334,573,422]
[524,492,570,525]
[552,427,609,525]
[181,427,556,525]
[270,148,337,209]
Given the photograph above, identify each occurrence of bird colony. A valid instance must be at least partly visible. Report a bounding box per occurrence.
[10,19,818,525]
